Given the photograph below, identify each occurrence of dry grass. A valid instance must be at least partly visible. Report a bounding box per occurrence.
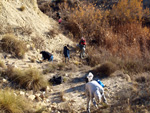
[0,60,6,68]
[21,25,33,35]
[31,36,45,50]
[58,101,76,113]
[92,62,117,77]
[57,62,65,70]
[43,63,57,74]
[4,67,48,91]
[0,88,33,113]
[1,34,27,59]
[47,29,59,38]
[43,62,66,74]
[60,91,66,102]
[21,68,48,91]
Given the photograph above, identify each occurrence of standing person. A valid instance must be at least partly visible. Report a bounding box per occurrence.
[79,37,86,50]
[78,37,86,58]
[56,12,62,24]
[63,44,70,63]
[40,51,53,62]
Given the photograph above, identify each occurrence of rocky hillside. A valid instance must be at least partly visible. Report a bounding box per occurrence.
[0,0,73,64]
[0,0,149,113]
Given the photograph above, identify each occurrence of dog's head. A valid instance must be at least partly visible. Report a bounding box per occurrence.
[86,72,94,82]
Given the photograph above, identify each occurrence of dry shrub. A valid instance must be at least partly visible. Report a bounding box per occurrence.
[87,46,116,67]
[57,62,65,70]
[109,0,143,25]
[1,34,27,59]
[43,63,57,74]
[111,23,150,59]
[31,36,45,50]
[92,62,117,77]
[47,29,58,38]
[22,68,48,91]
[43,63,65,74]
[4,67,48,91]
[19,5,25,11]
[21,25,33,35]
[58,101,76,113]
[0,24,13,34]
[120,59,144,74]
[0,89,33,113]
[65,2,108,43]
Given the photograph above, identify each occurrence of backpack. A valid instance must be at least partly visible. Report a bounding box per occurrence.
[96,79,105,87]
[81,39,86,45]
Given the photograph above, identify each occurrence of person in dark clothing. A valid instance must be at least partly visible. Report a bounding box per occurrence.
[40,51,53,62]
[63,45,70,63]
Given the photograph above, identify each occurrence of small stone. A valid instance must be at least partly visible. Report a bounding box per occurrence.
[28,95,36,100]
[2,78,7,83]
[35,93,40,97]
[20,91,25,96]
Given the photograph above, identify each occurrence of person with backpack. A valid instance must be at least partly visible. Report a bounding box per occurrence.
[40,51,53,62]
[78,37,86,58]
[56,12,62,24]
[63,44,70,63]
[79,37,86,50]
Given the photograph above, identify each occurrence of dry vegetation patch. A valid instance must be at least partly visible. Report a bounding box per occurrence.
[1,34,27,59]
[3,67,48,91]
[46,0,150,73]
[92,62,117,77]
[0,89,33,113]
[31,36,46,50]
[0,60,6,68]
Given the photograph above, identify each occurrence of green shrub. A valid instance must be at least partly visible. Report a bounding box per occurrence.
[0,89,33,113]
[1,34,27,59]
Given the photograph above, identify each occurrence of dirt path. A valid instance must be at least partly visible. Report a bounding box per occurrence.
[47,69,132,113]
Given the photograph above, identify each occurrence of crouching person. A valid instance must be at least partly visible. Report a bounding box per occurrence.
[85,72,107,113]
[40,51,53,62]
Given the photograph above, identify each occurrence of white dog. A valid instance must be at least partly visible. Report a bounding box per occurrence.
[85,72,107,113]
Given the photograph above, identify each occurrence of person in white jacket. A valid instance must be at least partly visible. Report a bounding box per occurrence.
[85,72,107,113]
